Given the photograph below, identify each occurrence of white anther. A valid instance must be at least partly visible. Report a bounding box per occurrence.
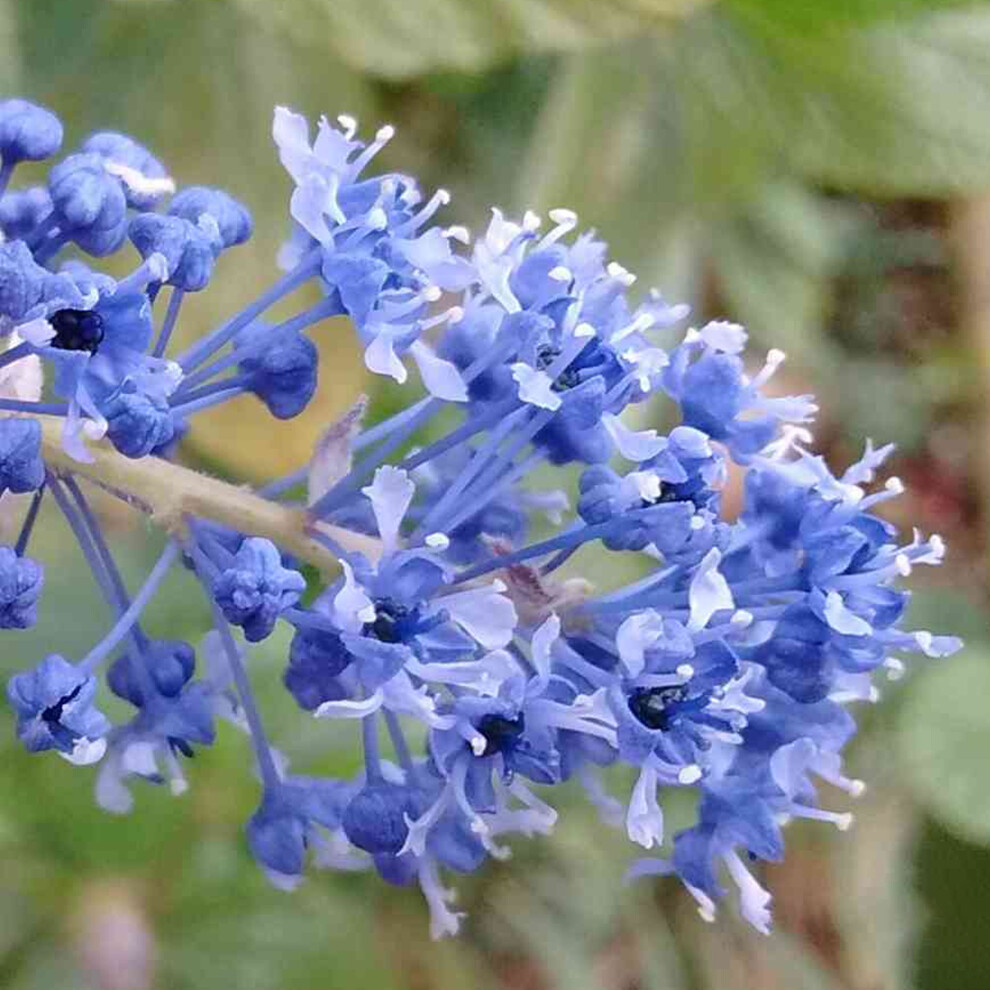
[443,225,471,244]
[690,516,706,531]
[676,664,695,679]
[885,476,905,494]
[548,208,577,226]
[435,188,451,206]
[375,124,396,143]
[834,812,854,831]
[678,765,702,785]
[895,553,912,577]
[425,532,450,550]
[606,261,636,286]
[420,285,442,302]
[337,114,358,138]
[884,657,906,681]
[548,266,573,282]
[367,207,388,230]
[446,306,464,324]
[574,322,595,338]
[731,609,754,627]
[848,780,867,798]
[522,210,542,231]
[470,735,487,756]
[930,534,946,558]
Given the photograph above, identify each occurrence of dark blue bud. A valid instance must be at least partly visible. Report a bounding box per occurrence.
[129,213,216,292]
[284,626,351,711]
[0,186,53,241]
[342,782,411,854]
[238,323,318,420]
[247,798,307,880]
[0,418,44,495]
[373,852,419,886]
[213,538,306,642]
[101,385,175,459]
[169,186,253,249]
[108,639,196,706]
[0,546,43,629]
[81,131,169,210]
[0,99,63,163]
[0,239,47,320]
[48,153,128,256]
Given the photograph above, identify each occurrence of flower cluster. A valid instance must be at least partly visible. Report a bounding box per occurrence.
[0,98,961,938]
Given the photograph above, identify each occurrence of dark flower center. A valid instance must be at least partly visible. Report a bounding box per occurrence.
[364,597,411,644]
[477,712,525,754]
[40,682,83,726]
[536,344,580,392]
[628,686,687,731]
[49,308,104,353]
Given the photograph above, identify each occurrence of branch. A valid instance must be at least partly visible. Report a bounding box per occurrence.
[37,416,380,573]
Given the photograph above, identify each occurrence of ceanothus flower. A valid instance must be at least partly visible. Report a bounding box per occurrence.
[0,98,63,165]
[6,654,110,764]
[0,546,43,629]
[0,98,964,942]
[0,417,44,495]
[213,538,307,642]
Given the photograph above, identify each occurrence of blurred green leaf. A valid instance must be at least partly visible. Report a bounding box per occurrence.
[232,0,712,79]
[898,649,990,846]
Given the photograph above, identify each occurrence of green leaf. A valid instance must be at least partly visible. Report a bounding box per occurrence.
[232,0,712,78]
[897,649,990,845]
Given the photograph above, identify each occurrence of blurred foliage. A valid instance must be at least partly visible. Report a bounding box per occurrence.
[3,0,990,987]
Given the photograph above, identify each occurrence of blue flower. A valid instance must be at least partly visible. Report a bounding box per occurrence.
[129,213,218,292]
[168,186,253,249]
[80,131,172,210]
[0,99,63,164]
[237,320,318,419]
[0,240,48,322]
[0,546,43,629]
[0,417,44,495]
[6,654,110,763]
[0,185,53,241]
[47,152,130,256]
[247,776,355,888]
[213,538,306,642]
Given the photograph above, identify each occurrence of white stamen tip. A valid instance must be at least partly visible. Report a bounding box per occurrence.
[368,208,388,230]
[849,780,867,798]
[678,765,702,785]
[446,306,464,324]
[731,609,754,627]
[767,348,786,367]
[885,476,905,494]
[930,534,945,557]
[523,211,542,231]
[574,322,595,338]
[606,261,636,286]
[868,686,881,703]
[689,516,706,531]
[435,188,451,205]
[834,813,854,832]
[358,605,377,623]
[443,225,471,244]
[376,124,396,142]
[470,736,487,756]
[548,266,572,282]
[676,664,695,679]
[548,208,577,225]
[895,553,912,577]
[421,285,442,302]
[337,114,357,133]
[425,532,450,550]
